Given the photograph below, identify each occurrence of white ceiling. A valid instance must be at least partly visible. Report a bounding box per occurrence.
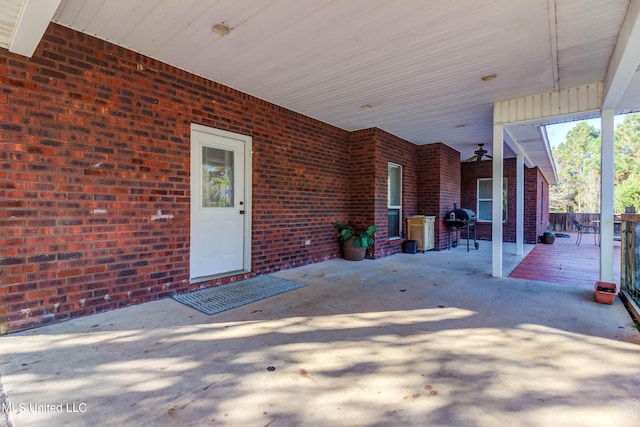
[3,0,640,184]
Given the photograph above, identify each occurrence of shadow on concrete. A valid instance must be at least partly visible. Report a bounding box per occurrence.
[1,243,639,426]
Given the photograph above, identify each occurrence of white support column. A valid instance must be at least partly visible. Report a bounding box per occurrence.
[516,153,525,256]
[600,109,615,283]
[492,123,504,278]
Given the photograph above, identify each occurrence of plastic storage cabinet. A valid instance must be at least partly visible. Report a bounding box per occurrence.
[407,216,435,252]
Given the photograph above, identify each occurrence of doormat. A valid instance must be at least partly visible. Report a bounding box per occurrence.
[172,275,307,315]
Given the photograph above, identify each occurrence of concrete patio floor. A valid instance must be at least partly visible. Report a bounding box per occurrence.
[1,242,640,427]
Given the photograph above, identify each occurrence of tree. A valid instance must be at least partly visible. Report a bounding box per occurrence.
[614,113,640,211]
[615,173,640,212]
[550,122,600,212]
[550,113,640,213]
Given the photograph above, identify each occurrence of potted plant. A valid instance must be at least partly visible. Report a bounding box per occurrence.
[333,221,378,261]
[540,222,555,244]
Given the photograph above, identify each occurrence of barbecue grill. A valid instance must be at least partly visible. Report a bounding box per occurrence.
[444,204,479,251]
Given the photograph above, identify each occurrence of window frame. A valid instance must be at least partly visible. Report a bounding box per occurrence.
[477,177,507,223]
[388,162,403,240]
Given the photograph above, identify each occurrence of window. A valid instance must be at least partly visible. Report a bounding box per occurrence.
[388,163,402,239]
[477,178,507,222]
[202,146,234,208]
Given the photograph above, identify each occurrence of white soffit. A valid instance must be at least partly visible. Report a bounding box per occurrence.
[48,0,631,155]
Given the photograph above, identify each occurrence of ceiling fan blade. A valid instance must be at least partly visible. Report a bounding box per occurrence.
[475,156,482,164]
[486,154,493,159]
[464,154,478,162]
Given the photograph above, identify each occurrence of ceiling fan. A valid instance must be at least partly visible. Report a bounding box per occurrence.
[465,144,493,164]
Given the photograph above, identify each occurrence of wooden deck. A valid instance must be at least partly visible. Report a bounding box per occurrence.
[509,232,621,288]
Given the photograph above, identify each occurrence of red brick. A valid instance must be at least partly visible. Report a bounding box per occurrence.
[56,268,83,278]
[84,265,108,274]
[26,289,57,300]
[417,143,461,250]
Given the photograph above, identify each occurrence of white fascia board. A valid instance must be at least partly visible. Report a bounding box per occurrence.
[503,127,533,168]
[9,0,61,58]
[538,126,558,185]
[603,0,640,109]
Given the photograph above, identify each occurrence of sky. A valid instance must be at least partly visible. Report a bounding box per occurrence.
[546,114,629,148]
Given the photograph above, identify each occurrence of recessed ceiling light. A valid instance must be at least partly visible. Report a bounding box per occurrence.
[212,23,231,36]
[361,104,373,110]
[481,73,497,81]
[455,124,466,128]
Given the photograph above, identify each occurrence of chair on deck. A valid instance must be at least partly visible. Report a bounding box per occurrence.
[573,219,599,246]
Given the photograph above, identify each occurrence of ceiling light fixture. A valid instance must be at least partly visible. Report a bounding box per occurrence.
[481,73,497,81]
[455,124,466,128]
[361,104,373,110]
[212,23,231,36]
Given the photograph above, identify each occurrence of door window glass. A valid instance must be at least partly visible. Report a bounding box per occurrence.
[202,146,234,208]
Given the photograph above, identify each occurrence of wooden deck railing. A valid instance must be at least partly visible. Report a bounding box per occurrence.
[549,212,623,237]
[548,212,601,232]
[621,214,640,316]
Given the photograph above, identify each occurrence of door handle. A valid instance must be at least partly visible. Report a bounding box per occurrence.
[239,210,245,214]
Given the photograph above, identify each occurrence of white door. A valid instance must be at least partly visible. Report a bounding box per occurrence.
[190,125,251,281]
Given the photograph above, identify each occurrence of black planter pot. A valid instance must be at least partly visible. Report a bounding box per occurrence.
[541,231,555,244]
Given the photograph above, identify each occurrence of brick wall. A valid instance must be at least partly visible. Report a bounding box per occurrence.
[346,128,419,258]
[437,144,463,250]
[462,159,513,242]
[416,143,461,250]
[530,168,550,239]
[461,159,548,244]
[346,129,377,231]
[250,105,351,272]
[344,129,377,259]
[0,23,351,332]
[373,129,418,258]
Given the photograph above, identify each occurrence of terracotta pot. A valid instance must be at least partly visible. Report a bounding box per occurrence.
[342,238,366,261]
[593,281,617,305]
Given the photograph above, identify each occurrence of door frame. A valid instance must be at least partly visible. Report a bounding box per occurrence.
[189,123,253,283]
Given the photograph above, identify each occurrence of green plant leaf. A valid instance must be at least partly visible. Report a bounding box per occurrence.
[333,221,377,247]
